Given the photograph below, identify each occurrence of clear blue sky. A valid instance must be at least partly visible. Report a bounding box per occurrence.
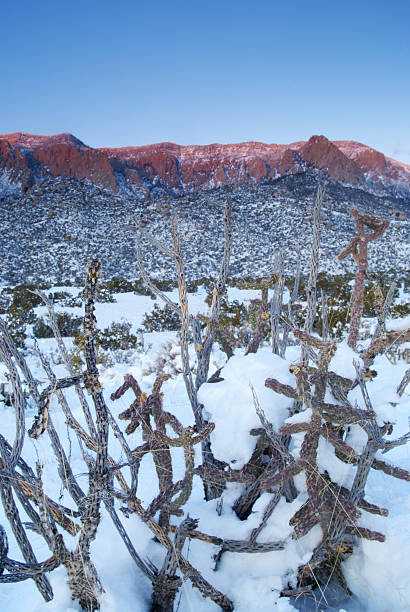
[2,0,409,161]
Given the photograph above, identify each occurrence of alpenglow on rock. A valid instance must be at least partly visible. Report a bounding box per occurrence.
[1,132,409,200]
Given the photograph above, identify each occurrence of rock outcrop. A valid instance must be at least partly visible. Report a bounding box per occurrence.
[1,131,409,200]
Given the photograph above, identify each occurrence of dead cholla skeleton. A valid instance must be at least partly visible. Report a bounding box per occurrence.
[136,204,233,500]
[338,208,389,350]
[0,260,234,612]
[262,330,410,592]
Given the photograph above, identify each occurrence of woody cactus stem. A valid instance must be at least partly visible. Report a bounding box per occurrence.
[271,251,284,355]
[150,516,198,612]
[338,209,389,350]
[71,259,108,611]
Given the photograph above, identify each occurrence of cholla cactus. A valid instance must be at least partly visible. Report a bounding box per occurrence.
[338,209,389,350]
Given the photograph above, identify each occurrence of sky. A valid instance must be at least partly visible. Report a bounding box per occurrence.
[1,0,410,162]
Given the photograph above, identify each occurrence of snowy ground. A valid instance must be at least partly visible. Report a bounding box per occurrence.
[0,288,409,612]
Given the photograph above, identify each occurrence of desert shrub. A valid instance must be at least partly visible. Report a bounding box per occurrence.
[3,284,43,311]
[218,299,248,327]
[48,290,71,302]
[72,320,141,371]
[98,321,140,350]
[226,275,266,289]
[293,299,349,339]
[141,304,181,331]
[5,305,30,347]
[104,277,135,293]
[133,278,156,297]
[33,313,83,338]
[96,285,116,303]
[2,285,44,347]
[47,290,83,308]
[390,302,410,318]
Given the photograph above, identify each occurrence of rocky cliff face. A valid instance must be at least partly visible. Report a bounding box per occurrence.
[1,131,409,200]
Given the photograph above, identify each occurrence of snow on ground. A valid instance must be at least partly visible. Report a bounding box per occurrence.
[0,288,409,612]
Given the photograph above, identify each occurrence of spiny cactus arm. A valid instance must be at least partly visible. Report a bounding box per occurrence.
[362,328,410,366]
[294,329,336,353]
[168,523,223,546]
[168,445,195,516]
[194,464,255,485]
[159,516,199,578]
[279,422,310,435]
[248,488,283,544]
[152,422,215,448]
[371,458,410,481]
[345,525,385,542]
[319,424,357,461]
[382,430,410,453]
[265,378,298,399]
[245,274,273,355]
[0,553,60,583]
[142,477,190,521]
[281,305,293,359]
[338,236,360,261]
[397,368,410,397]
[0,523,7,574]
[270,250,284,355]
[161,410,184,436]
[111,372,143,400]
[216,538,285,558]
[290,501,318,539]
[313,399,374,426]
[178,558,234,611]
[357,498,388,516]
[353,360,384,444]
[260,460,304,489]
[72,261,109,606]
[28,370,83,440]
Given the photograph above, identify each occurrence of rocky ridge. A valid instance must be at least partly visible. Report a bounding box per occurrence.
[1,132,410,200]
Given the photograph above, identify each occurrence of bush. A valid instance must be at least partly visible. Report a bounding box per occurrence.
[33,313,83,338]
[104,277,135,293]
[98,321,140,350]
[141,304,181,332]
[71,320,141,371]
[48,291,83,308]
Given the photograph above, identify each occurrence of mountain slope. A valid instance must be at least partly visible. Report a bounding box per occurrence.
[1,132,409,200]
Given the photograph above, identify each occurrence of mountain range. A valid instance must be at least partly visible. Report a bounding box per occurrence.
[1,132,410,200]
